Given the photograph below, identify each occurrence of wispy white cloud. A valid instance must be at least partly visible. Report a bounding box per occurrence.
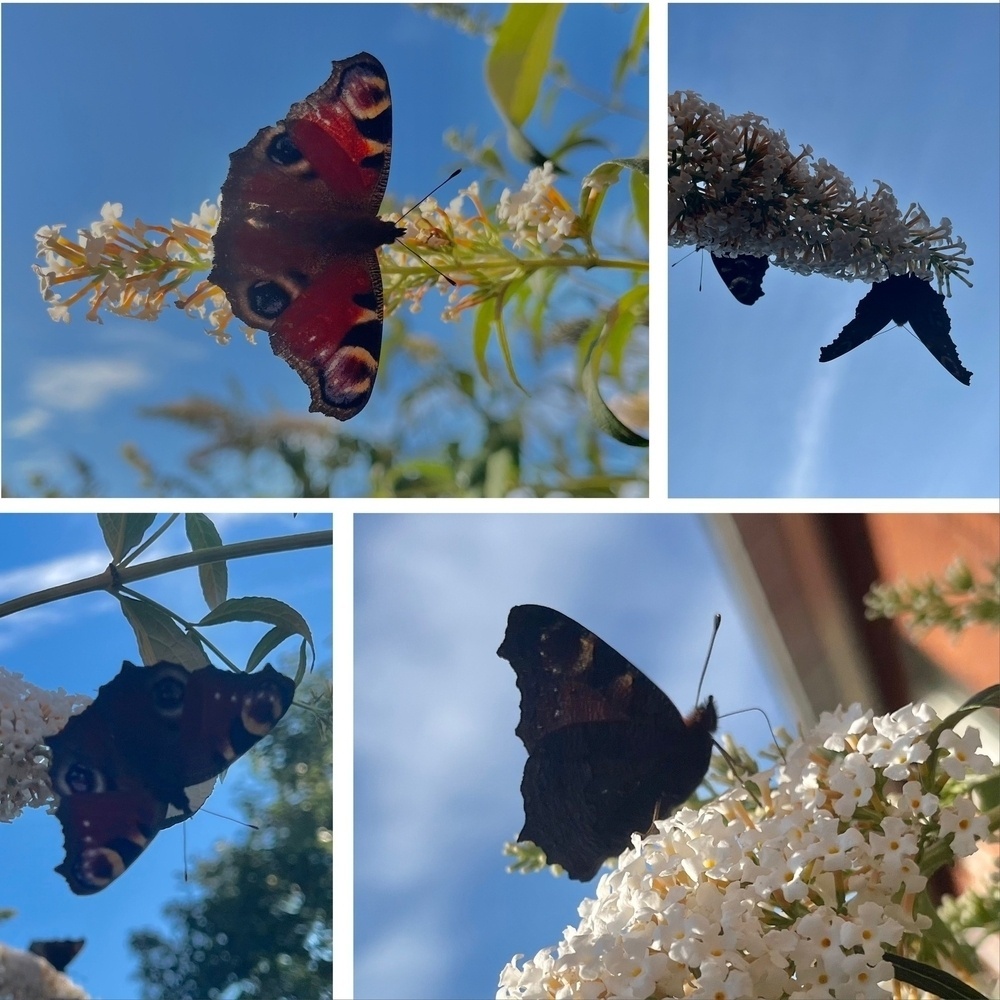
[779,365,843,497]
[0,551,108,600]
[17,358,148,432]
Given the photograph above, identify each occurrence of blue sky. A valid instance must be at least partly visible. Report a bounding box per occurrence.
[0,513,331,1000]
[354,514,793,1000]
[668,4,1000,498]
[1,4,648,497]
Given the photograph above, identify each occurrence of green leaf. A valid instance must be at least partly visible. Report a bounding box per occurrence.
[117,594,207,669]
[98,513,157,561]
[630,168,649,239]
[578,158,649,233]
[473,300,495,384]
[883,951,988,999]
[185,513,227,610]
[247,624,296,672]
[495,282,529,392]
[580,289,648,447]
[487,4,564,128]
[614,5,649,89]
[199,596,315,667]
[929,684,1000,750]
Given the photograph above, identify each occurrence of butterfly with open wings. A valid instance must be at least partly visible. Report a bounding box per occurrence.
[210,52,403,420]
[48,660,294,894]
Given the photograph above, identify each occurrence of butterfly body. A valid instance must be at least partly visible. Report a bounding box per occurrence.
[210,52,402,419]
[48,661,294,894]
[819,273,971,385]
[498,605,716,881]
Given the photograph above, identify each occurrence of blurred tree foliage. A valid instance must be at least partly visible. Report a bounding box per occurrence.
[129,672,332,1000]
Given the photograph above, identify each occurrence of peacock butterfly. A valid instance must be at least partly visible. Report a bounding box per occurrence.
[711,252,768,305]
[209,52,404,420]
[28,939,85,973]
[819,273,971,384]
[497,605,717,881]
[47,660,294,895]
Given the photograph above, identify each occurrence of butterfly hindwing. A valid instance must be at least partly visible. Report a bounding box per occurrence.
[711,253,768,305]
[48,661,294,894]
[819,273,971,385]
[210,52,404,420]
[498,605,717,880]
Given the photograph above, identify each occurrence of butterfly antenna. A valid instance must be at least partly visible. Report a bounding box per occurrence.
[695,613,722,705]
[396,242,456,286]
[399,168,462,220]
[199,807,258,830]
[709,737,765,811]
[719,706,786,763]
[393,168,462,287]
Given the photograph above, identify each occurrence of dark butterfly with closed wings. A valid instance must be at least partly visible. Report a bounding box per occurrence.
[820,273,971,385]
[48,660,294,894]
[28,939,85,973]
[711,253,769,306]
[498,605,717,881]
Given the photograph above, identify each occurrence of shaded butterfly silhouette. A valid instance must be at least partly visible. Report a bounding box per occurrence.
[497,605,717,881]
[711,253,768,305]
[819,273,971,385]
[28,939,85,973]
[48,661,294,894]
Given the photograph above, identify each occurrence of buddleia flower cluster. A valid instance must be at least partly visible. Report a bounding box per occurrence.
[32,159,639,337]
[668,91,973,292]
[0,667,88,822]
[497,698,997,1000]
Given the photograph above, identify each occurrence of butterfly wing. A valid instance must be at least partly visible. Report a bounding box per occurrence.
[819,279,900,362]
[210,52,403,419]
[820,274,971,384]
[519,719,707,880]
[498,605,716,880]
[48,661,294,894]
[53,789,168,895]
[711,253,768,305]
[177,663,295,786]
[28,940,85,973]
[898,275,972,385]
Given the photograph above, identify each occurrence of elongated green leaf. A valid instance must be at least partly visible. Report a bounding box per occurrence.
[473,300,495,383]
[487,4,564,127]
[580,291,648,447]
[117,595,206,669]
[98,513,157,561]
[495,282,529,392]
[199,596,315,666]
[579,158,649,232]
[883,951,988,999]
[929,684,1000,750]
[247,624,295,672]
[630,167,649,239]
[185,513,227,610]
[614,5,648,89]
